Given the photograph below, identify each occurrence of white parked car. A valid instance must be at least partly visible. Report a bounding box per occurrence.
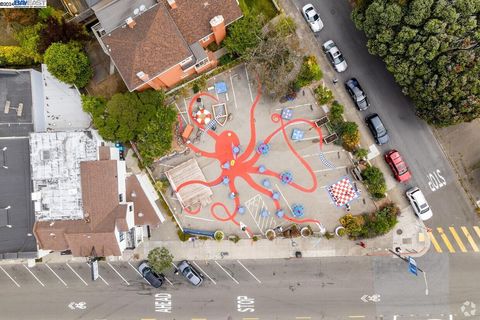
[322,40,348,72]
[406,187,433,221]
[302,4,324,32]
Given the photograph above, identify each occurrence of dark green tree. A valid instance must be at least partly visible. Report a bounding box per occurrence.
[224,14,263,57]
[44,42,92,88]
[352,0,480,126]
[82,90,177,164]
[37,16,90,54]
[147,247,173,274]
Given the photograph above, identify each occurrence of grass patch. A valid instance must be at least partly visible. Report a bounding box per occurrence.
[239,0,278,20]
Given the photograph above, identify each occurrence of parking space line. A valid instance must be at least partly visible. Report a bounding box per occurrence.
[192,261,216,285]
[66,263,88,286]
[0,265,20,287]
[128,261,151,285]
[236,260,261,283]
[461,227,479,252]
[244,67,254,102]
[314,166,347,173]
[214,261,239,284]
[229,74,238,109]
[275,103,312,111]
[275,183,293,213]
[107,262,130,285]
[164,276,174,286]
[23,264,45,287]
[449,227,467,252]
[428,231,443,253]
[183,98,191,124]
[45,264,67,287]
[98,275,109,286]
[174,102,188,125]
[437,227,455,253]
[473,226,480,239]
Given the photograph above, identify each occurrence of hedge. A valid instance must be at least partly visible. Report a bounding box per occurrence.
[0,46,34,66]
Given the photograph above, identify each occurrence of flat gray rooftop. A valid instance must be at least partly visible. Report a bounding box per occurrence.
[0,70,33,137]
[0,138,37,258]
[0,70,37,258]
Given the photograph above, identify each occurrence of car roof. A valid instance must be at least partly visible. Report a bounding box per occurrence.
[410,188,427,205]
[369,114,383,127]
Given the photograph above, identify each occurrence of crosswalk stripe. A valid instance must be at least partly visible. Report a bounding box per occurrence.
[461,227,480,252]
[449,227,467,252]
[428,231,443,253]
[437,227,455,253]
[473,226,480,239]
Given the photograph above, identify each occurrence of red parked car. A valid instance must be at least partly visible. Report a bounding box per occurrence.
[385,150,411,182]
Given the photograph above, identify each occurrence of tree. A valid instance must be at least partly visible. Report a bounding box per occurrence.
[147,247,173,274]
[44,42,92,88]
[0,46,34,66]
[37,17,90,54]
[352,0,480,126]
[14,23,43,63]
[314,85,334,105]
[82,90,177,164]
[224,15,263,57]
[340,122,360,151]
[295,55,323,88]
[361,165,387,199]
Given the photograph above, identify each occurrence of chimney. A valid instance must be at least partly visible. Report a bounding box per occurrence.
[210,15,226,45]
[126,17,136,28]
[136,71,150,82]
[167,0,177,9]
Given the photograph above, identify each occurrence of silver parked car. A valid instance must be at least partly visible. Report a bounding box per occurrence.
[177,260,203,286]
[302,4,324,32]
[322,40,348,72]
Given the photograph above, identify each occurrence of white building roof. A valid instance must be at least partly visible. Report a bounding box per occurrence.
[40,64,91,132]
[29,131,101,221]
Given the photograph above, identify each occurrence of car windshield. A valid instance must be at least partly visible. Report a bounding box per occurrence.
[397,163,407,174]
[420,206,430,214]
[182,267,191,276]
[333,55,344,65]
[313,14,319,21]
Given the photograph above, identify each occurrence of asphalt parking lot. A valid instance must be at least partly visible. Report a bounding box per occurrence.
[0,259,265,290]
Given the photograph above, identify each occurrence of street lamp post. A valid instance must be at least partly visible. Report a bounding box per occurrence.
[388,249,429,296]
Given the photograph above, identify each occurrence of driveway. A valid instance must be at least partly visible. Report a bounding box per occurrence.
[287,0,477,228]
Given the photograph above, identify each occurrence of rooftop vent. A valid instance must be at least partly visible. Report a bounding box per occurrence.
[126,17,136,29]
[139,4,146,11]
[167,0,177,9]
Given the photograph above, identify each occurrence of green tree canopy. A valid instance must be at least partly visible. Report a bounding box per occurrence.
[147,247,173,274]
[44,42,92,88]
[82,90,177,164]
[352,0,480,126]
[224,14,263,57]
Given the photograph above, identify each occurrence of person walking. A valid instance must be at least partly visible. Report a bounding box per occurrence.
[356,241,366,248]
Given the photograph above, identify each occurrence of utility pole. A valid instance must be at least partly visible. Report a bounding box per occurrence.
[388,249,429,296]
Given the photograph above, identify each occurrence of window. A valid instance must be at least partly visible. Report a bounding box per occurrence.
[119,194,123,202]
[200,35,211,43]
[119,232,125,242]
[195,58,209,70]
[129,205,133,212]
[180,56,193,66]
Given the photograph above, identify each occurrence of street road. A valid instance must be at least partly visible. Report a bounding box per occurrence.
[292,0,477,228]
[0,256,478,319]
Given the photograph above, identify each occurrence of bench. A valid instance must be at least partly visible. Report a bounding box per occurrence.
[4,100,10,114]
[323,132,338,144]
[315,115,329,127]
[17,103,23,117]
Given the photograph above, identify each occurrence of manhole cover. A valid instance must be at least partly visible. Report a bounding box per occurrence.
[330,8,336,15]
[396,229,403,235]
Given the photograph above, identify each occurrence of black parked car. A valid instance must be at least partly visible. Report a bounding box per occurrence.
[365,113,389,145]
[138,261,165,288]
[345,78,369,111]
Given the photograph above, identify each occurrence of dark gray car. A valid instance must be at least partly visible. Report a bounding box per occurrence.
[345,78,369,111]
[177,260,203,286]
[365,113,389,145]
[138,261,165,288]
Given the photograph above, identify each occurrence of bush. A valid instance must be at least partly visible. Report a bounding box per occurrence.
[252,235,259,241]
[361,165,387,199]
[147,247,173,274]
[328,100,344,126]
[229,235,240,243]
[340,121,360,151]
[274,15,296,36]
[314,85,334,105]
[0,46,34,66]
[354,148,369,160]
[219,54,235,66]
[339,214,364,237]
[295,55,323,88]
[224,14,263,57]
[214,230,225,241]
[177,230,193,242]
[191,76,207,93]
[340,203,399,239]
[44,42,92,88]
